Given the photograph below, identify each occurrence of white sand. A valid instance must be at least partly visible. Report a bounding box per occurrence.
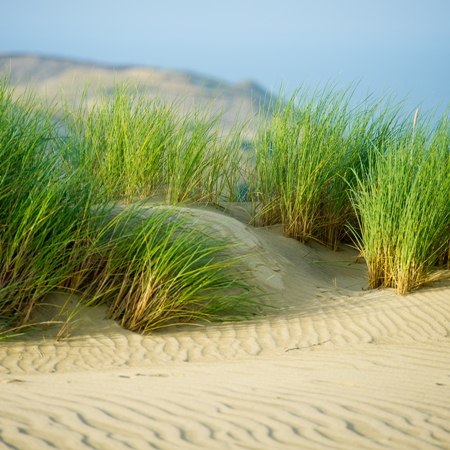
[1,207,449,449]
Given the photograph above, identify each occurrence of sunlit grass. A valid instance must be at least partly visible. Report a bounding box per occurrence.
[0,80,98,328]
[1,78,449,341]
[350,112,450,293]
[0,80,260,338]
[251,84,449,291]
[251,87,403,249]
[80,206,258,332]
[64,85,243,205]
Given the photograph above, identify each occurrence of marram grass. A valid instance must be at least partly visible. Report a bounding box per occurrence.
[1,79,450,341]
[81,206,259,333]
[251,87,403,249]
[350,113,450,293]
[64,85,243,205]
[0,81,261,338]
[0,80,99,328]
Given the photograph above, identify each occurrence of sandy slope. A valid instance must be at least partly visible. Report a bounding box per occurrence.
[1,207,449,450]
[0,54,270,136]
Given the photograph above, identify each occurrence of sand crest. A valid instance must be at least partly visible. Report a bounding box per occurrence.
[1,207,449,449]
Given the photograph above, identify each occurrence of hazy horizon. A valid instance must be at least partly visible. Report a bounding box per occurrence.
[1,0,449,115]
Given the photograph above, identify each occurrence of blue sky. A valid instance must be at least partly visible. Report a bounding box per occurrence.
[1,0,449,114]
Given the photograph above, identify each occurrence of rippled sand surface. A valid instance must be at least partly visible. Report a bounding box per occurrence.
[1,208,449,449]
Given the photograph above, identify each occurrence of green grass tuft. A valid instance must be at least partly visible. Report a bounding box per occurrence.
[0,80,259,337]
[81,206,259,332]
[64,85,243,205]
[349,113,450,293]
[1,77,449,341]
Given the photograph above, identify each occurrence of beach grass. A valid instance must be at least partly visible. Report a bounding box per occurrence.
[251,87,398,249]
[64,85,242,205]
[251,85,448,290]
[0,80,96,328]
[1,79,449,339]
[0,80,260,337]
[349,112,450,293]
[80,206,258,332]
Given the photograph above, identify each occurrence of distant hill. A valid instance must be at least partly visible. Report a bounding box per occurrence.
[0,53,273,134]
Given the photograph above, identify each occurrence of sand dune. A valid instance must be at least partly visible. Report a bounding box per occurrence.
[0,53,272,136]
[1,207,450,449]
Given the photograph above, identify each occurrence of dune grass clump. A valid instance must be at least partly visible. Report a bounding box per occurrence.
[350,114,450,293]
[2,73,449,340]
[252,88,356,248]
[0,81,259,337]
[78,207,258,332]
[0,81,99,328]
[64,86,176,201]
[65,86,242,205]
[252,87,406,249]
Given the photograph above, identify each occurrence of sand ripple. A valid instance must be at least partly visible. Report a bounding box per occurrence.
[1,210,449,449]
[1,343,450,449]
[1,286,449,373]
